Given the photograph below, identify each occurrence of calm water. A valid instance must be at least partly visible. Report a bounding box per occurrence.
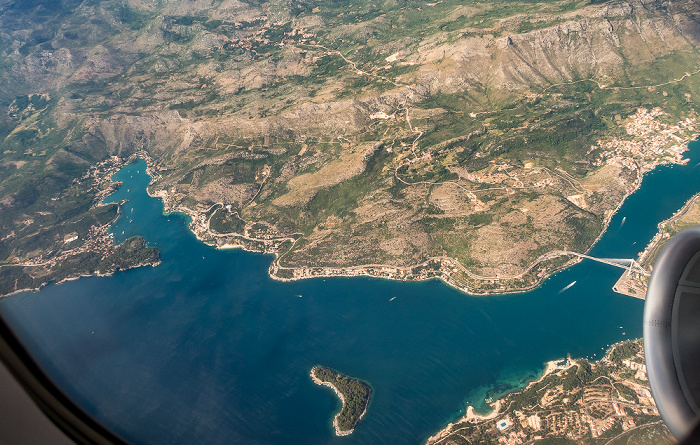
[2,143,700,444]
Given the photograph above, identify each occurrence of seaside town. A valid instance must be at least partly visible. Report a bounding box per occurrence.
[0,156,124,271]
[0,155,160,295]
[426,339,670,445]
[596,107,698,171]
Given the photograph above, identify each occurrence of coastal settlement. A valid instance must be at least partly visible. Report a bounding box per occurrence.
[426,339,670,445]
[0,156,160,296]
[150,107,699,297]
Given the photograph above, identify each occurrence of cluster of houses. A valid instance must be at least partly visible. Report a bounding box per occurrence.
[496,429,526,445]
[283,257,464,283]
[598,108,697,168]
[622,359,648,380]
[290,265,409,280]
[584,415,616,438]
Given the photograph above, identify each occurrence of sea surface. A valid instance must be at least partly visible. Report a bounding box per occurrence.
[2,142,700,444]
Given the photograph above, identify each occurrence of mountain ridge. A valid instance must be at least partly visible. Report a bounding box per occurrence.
[1,0,700,294]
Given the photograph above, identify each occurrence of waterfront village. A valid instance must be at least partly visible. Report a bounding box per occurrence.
[0,156,125,271]
[597,107,696,172]
[0,154,163,297]
[426,339,670,445]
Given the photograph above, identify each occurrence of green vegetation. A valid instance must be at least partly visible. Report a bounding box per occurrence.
[615,382,640,404]
[1,0,700,297]
[209,209,246,234]
[429,340,669,444]
[53,236,159,278]
[311,366,371,433]
[610,341,642,365]
[0,236,159,295]
[606,422,674,445]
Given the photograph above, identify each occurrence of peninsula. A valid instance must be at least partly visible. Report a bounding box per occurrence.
[613,188,700,299]
[310,366,372,436]
[427,339,673,445]
[0,157,160,296]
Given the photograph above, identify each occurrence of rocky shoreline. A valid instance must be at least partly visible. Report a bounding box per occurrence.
[426,339,667,444]
[6,108,697,299]
[309,367,370,436]
[146,114,699,296]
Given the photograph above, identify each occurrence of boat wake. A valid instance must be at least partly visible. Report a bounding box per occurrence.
[558,281,577,294]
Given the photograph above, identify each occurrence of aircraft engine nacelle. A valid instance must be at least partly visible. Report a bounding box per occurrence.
[645,225,700,442]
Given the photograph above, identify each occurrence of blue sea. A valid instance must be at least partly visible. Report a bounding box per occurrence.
[2,142,700,444]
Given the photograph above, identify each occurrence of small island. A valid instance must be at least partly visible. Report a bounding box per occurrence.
[310,366,372,436]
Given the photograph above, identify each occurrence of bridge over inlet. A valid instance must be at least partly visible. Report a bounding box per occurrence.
[559,251,649,276]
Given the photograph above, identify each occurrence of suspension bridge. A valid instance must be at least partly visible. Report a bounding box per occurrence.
[560,251,649,276]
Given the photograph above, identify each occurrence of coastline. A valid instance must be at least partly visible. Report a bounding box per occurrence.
[637,190,700,267]
[138,156,588,296]
[143,163,646,297]
[427,357,578,444]
[309,367,369,436]
[129,117,699,297]
[449,357,574,426]
[206,150,693,296]
[261,135,697,294]
[265,251,583,296]
[0,258,162,299]
[0,152,163,298]
[7,123,696,299]
[426,339,656,445]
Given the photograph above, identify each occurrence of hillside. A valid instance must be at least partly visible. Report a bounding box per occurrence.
[1,0,700,294]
